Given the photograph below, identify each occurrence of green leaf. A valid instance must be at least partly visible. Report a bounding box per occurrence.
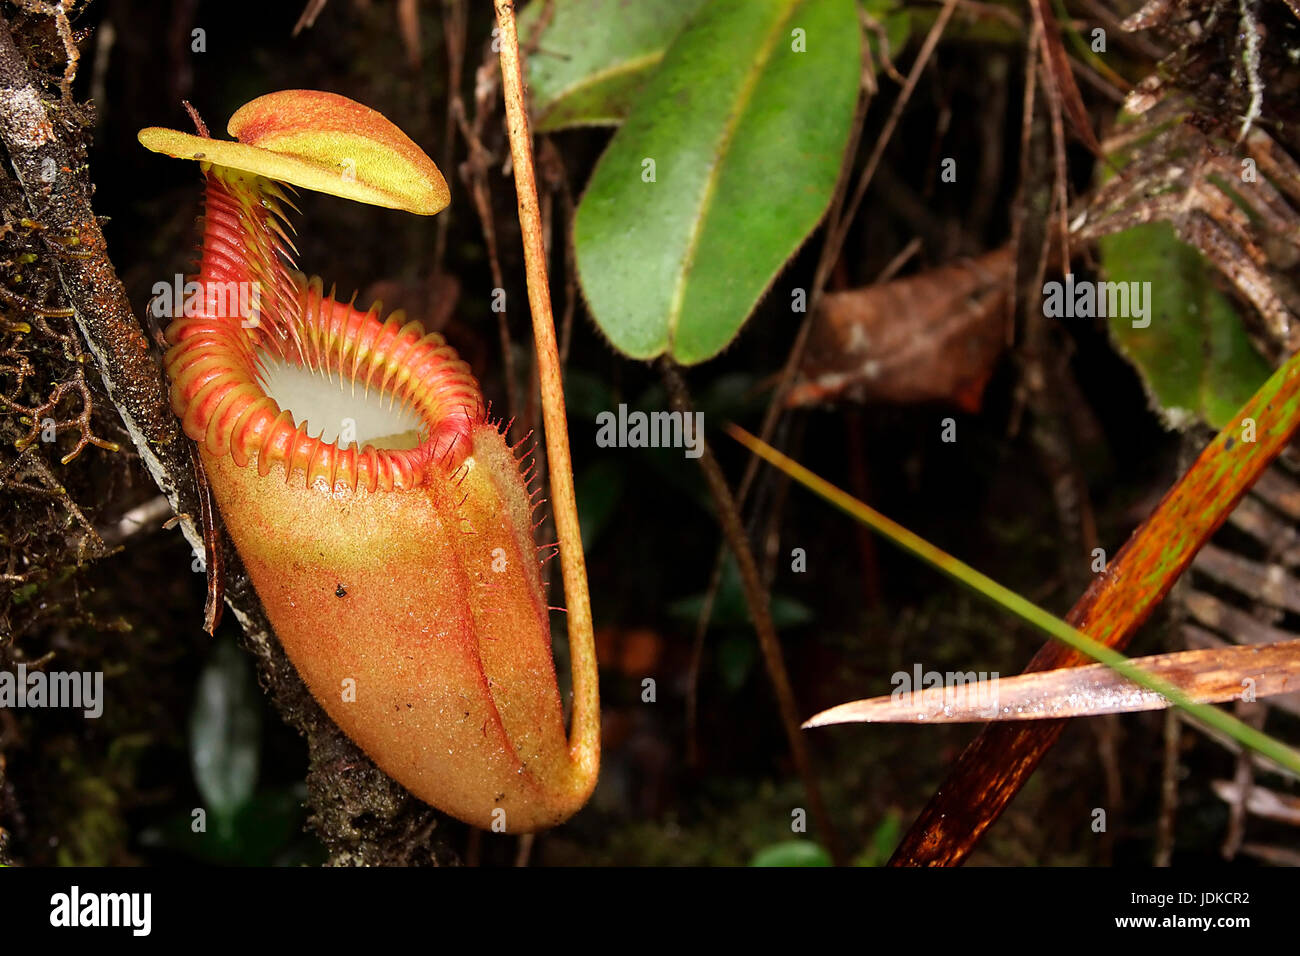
[854,809,902,866]
[1099,223,1272,431]
[139,785,311,865]
[189,638,262,830]
[574,0,862,364]
[862,0,911,61]
[751,839,833,866]
[519,0,708,132]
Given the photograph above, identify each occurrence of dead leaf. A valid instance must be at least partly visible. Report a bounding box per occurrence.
[788,249,1011,413]
[806,639,1300,726]
[1212,780,1300,826]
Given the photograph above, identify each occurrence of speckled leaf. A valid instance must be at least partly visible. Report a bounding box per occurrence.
[519,0,708,132]
[574,0,861,365]
[1099,223,1271,430]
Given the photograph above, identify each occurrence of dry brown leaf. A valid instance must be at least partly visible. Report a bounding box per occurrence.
[806,639,1300,726]
[788,248,1010,412]
[1212,779,1300,826]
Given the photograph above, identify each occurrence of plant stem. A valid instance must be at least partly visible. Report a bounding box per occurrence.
[661,360,843,865]
[494,0,599,785]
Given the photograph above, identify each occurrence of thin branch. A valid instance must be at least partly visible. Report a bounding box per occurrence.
[661,359,843,866]
[1154,707,1180,866]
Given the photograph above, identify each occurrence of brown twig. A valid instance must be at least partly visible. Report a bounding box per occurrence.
[535,137,576,366]
[459,146,519,417]
[1154,706,1180,866]
[815,0,960,312]
[1093,714,1121,865]
[291,0,329,36]
[661,359,844,865]
[191,448,223,636]
[1220,700,1264,859]
[1033,40,1072,277]
[1005,17,1041,344]
[514,831,535,867]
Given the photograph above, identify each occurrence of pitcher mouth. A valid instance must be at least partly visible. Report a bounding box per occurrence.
[164,168,483,494]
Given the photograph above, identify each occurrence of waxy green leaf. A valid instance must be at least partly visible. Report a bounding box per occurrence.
[574,0,861,365]
[519,0,707,132]
[1100,221,1272,430]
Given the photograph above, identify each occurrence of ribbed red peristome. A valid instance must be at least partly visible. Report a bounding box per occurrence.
[163,166,483,493]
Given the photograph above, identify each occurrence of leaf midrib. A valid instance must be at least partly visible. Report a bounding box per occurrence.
[665,2,800,351]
